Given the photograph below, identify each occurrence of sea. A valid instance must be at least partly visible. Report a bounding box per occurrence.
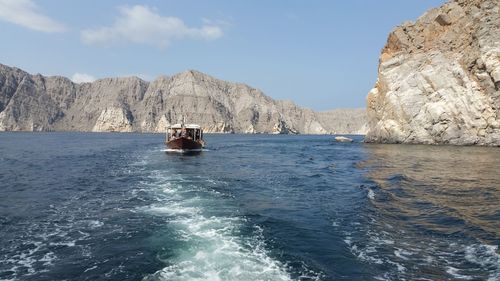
[0,132,498,281]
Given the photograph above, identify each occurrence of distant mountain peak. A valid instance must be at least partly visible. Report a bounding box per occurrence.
[0,62,366,134]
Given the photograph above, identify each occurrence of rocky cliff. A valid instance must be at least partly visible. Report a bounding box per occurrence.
[366,0,500,145]
[316,108,368,135]
[0,63,365,134]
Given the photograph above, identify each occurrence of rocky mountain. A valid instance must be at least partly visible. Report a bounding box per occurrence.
[0,63,365,134]
[316,108,368,135]
[366,0,500,145]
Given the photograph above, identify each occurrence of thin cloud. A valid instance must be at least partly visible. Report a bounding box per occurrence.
[201,17,232,27]
[0,0,66,33]
[71,73,96,83]
[81,5,223,48]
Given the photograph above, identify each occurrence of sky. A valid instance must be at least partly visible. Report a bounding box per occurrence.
[0,0,445,111]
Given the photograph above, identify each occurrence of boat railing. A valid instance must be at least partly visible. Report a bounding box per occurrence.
[166,127,203,142]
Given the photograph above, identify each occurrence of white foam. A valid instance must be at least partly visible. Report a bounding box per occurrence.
[146,213,292,281]
[84,265,98,273]
[446,266,473,280]
[464,244,500,281]
[140,171,293,281]
[147,204,201,217]
[386,260,406,273]
[344,237,352,245]
[3,241,47,276]
[39,252,56,266]
[49,241,76,247]
[162,148,210,153]
[367,189,375,200]
[394,248,412,260]
[89,220,104,228]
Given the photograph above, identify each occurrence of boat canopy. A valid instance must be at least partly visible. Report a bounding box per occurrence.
[169,124,201,129]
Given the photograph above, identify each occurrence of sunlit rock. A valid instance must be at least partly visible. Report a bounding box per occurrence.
[366,0,500,145]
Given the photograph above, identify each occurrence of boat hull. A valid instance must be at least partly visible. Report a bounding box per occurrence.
[166,137,203,150]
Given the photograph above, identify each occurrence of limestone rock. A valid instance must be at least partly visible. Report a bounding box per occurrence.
[0,64,366,134]
[92,107,133,132]
[155,115,170,132]
[366,0,500,145]
[315,108,367,134]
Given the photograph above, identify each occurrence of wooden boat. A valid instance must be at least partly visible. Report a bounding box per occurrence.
[165,123,205,150]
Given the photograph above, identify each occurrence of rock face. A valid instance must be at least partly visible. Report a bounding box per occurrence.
[0,63,366,134]
[366,0,500,145]
[92,107,133,132]
[316,108,368,134]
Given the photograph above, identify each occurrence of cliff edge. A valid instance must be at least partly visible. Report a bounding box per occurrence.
[366,0,500,145]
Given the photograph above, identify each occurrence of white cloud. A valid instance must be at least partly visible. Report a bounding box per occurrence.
[81,5,223,48]
[71,73,96,83]
[0,0,66,33]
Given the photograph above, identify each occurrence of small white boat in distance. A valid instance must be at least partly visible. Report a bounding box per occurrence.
[335,136,354,143]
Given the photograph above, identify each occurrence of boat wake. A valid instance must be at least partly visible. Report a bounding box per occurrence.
[138,169,291,281]
[162,148,210,153]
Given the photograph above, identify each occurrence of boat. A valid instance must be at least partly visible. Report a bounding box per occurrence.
[165,122,205,151]
[334,136,353,143]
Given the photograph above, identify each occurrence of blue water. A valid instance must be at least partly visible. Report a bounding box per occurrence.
[0,132,498,281]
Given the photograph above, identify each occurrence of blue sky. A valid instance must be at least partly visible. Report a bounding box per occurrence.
[0,0,445,110]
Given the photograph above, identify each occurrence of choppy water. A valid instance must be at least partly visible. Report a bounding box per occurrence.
[0,132,498,281]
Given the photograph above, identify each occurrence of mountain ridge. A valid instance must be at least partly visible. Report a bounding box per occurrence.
[0,63,366,134]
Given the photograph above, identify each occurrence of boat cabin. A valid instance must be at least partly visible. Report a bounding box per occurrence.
[166,124,203,142]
